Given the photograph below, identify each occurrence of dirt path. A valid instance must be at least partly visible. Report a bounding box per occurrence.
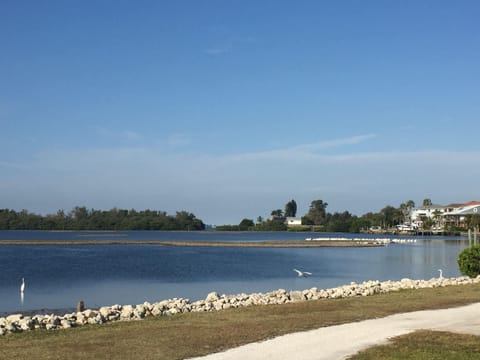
[189,302,480,360]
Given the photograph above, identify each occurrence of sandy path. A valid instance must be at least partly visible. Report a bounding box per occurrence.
[189,302,480,360]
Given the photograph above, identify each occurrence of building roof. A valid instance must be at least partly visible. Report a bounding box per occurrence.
[462,201,480,207]
[445,201,480,207]
[415,204,445,210]
[444,204,480,216]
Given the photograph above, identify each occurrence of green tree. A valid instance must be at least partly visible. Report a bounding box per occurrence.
[175,211,205,230]
[420,215,435,230]
[399,200,415,224]
[458,245,480,277]
[284,199,297,217]
[325,211,356,232]
[239,218,255,231]
[380,205,401,228]
[465,214,480,230]
[423,198,432,207]
[254,219,287,231]
[432,209,443,228]
[358,211,383,228]
[270,209,283,217]
[399,203,408,223]
[305,200,328,225]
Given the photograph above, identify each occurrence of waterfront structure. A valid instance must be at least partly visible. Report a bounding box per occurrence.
[442,201,480,228]
[408,201,480,230]
[285,217,302,227]
[409,204,446,229]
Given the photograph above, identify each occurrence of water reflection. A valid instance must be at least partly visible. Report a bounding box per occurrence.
[20,277,25,305]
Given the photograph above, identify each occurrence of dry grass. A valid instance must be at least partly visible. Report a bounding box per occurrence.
[350,330,480,359]
[2,284,480,360]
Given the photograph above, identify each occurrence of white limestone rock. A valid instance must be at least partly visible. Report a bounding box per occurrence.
[289,291,305,302]
[120,305,134,320]
[6,314,23,323]
[205,292,219,303]
[18,317,34,331]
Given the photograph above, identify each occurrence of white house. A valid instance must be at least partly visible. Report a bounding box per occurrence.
[409,201,480,229]
[285,217,302,227]
[442,201,480,228]
[409,205,446,223]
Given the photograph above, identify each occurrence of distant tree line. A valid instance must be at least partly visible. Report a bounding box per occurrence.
[0,207,205,231]
[217,198,444,233]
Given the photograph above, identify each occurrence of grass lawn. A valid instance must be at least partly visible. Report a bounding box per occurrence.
[2,283,480,359]
[350,330,480,359]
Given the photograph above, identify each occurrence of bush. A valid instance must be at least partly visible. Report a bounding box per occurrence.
[457,245,480,278]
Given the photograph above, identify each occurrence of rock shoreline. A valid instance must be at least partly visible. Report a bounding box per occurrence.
[1,275,479,336]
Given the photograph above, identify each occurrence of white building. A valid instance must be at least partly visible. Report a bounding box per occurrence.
[409,205,446,223]
[409,201,480,229]
[442,201,480,228]
[285,217,302,227]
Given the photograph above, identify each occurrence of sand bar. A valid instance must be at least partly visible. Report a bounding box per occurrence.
[0,240,382,247]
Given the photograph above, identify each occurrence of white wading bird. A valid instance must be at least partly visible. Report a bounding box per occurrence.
[438,269,443,279]
[293,269,312,277]
[20,277,25,293]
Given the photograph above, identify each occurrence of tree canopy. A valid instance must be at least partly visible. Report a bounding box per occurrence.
[0,207,205,231]
[303,200,328,225]
[284,199,297,217]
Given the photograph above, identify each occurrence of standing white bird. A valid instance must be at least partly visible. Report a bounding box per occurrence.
[438,269,443,279]
[293,269,312,277]
[20,277,25,293]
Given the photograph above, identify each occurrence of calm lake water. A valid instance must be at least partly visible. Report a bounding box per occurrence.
[0,231,469,315]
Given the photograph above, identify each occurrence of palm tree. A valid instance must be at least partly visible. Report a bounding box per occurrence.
[399,203,408,224]
[423,198,432,207]
[432,209,443,229]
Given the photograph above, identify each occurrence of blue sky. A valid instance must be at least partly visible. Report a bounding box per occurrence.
[1,1,480,224]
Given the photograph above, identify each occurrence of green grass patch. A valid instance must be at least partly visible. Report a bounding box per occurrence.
[350,330,480,359]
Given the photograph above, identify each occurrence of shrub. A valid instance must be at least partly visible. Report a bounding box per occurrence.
[457,245,480,278]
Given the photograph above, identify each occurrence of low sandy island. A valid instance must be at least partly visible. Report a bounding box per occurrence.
[0,240,382,247]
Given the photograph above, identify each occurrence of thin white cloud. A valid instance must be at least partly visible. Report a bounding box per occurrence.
[290,134,377,152]
[3,144,480,224]
[92,126,143,142]
[203,47,231,55]
[226,134,377,161]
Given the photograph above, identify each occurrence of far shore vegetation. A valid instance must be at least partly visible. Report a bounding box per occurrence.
[218,198,470,234]
[2,284,480,360]
[0,207,205,231]
[0,197,474,233]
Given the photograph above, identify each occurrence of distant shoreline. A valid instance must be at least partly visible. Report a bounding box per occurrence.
[0,240,382,247]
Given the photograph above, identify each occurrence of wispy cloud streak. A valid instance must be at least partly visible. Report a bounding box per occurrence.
[227,134,377,161]
[290,134,377,153]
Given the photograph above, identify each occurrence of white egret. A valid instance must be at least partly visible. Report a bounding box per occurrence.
[438,269,443,279]
[20,277,25,293]
[293,269,312,277]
